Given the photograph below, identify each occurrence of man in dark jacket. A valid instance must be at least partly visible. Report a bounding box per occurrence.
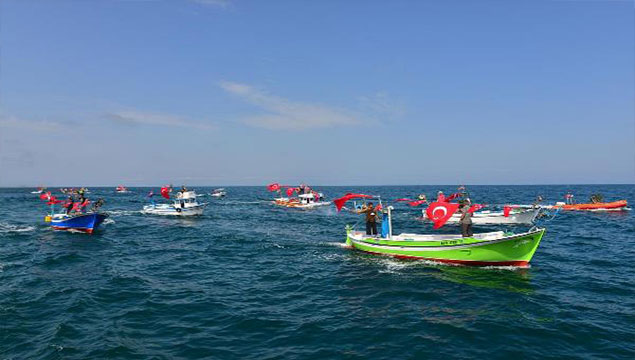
[358,202,378,236]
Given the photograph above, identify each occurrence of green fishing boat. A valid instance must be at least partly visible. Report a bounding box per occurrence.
[345,207,545,267]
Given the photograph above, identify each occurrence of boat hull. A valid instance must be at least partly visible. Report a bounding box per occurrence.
[273,198,331,210]
[559,200,628,211]
[142,204,206,216]
[50,213,108,234]
[346,228,545,267]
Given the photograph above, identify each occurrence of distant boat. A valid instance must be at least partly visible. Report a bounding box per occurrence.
[31,187,46,194]
[143,190,206,216]
[274,193,330,209]
[422,207,541,225]
[116,185,129,193]
[210,188,226,198]
[556,200,628,211]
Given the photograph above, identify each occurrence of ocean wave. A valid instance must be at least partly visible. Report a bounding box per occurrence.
[105,210,143,216]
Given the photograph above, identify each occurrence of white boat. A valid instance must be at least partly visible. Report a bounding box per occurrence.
[116,185,129,193]
[273,193,330,210]
[143,190,207,216]
[210,188,226,198]
[423,207,541,225]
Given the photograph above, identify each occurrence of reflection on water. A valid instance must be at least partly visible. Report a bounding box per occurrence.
[433,266,534,294]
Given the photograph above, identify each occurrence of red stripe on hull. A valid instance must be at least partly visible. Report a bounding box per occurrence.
[51,226,94,234]
[356,248,529,267]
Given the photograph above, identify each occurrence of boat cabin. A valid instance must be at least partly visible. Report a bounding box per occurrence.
[298,193,323,205]
[174,191,199,208]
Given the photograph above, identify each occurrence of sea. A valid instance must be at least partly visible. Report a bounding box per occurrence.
[1,185,633,359]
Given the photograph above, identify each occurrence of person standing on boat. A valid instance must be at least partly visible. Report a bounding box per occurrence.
[358,202,378,236]
[437,191,446,202]
[65,195,74,215]
[460,202,473,237]
[148,190,155,207]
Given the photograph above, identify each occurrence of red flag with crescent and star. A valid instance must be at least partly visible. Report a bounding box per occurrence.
[426,201,460,229]
[160,186,171,199]
[267,183,281,192]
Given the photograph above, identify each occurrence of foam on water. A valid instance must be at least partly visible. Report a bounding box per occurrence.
[0,221,36,234]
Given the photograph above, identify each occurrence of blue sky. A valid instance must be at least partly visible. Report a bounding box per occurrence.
[0,0,633,186]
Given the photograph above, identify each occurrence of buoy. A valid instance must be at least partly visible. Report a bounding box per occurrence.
[44,215,52,222]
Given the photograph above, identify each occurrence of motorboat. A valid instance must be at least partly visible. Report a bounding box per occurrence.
[116,185,129,193]
[210,188,226,198]
[422,207,541,225]
[274,192,330,209]
[143,190,206,216]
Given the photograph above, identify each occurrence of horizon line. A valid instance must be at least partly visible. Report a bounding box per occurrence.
[3,183,634,188]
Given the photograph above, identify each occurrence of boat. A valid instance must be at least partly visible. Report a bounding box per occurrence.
[555,200,628,211]
[48,213,109,234]
[210,188,226,198]
[116,185,129,193]
[346,206,545,267]
[274,193,330,209]
[267,183,330,209]
[31,187,46,194]
[143,190,206,216]
[422,207,541,225]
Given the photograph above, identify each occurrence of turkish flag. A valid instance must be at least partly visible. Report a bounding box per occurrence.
[445,193,461,202]
[285,187,295,197]
[468,204,485,213]
[160,186,171,199]
[46,196,63,205]
[333,193,373,212]
[426,201,460,229]
[408,200,427,207]
[267,183,281,192]
[40,192,51,201]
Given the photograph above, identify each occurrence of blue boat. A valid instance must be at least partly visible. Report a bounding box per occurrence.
[50,213,108,234]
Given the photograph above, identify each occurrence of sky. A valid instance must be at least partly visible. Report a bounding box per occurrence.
[0,0,633,186]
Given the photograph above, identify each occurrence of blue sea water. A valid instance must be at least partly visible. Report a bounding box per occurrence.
[0,185,633,359]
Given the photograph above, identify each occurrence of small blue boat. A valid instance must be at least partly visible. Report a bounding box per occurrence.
[50,213,108,234]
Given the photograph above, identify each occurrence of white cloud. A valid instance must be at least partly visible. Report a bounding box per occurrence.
[358,92,405,117]
[0,115,65,132]
[219,81,361,130]
[107,111,215,131]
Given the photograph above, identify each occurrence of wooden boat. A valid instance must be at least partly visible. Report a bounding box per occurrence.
[49,213,108,234]
[345,207,545,267]
[556,200,628,211]
[273,193,330,209]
